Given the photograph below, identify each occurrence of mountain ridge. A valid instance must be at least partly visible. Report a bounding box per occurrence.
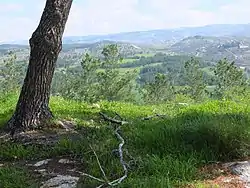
[3,23,250,45]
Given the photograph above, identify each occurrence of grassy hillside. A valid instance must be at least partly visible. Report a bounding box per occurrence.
[1,93,250,187]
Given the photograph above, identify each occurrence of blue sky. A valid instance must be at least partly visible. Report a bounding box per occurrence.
[0,0,249,41]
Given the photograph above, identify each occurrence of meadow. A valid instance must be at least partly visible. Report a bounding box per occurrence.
[1,93,250,187]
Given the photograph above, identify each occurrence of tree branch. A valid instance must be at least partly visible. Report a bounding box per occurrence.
[99,112,128,125]
[141,113,167,120]
[79,112,129,187]
[109,127,128,185]
[89,145,108,182]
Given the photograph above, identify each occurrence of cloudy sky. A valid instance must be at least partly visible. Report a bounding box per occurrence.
[0,0,249,41]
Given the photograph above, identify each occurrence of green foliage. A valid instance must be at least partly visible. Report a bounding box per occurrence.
[0,53,26,93]
[182,57,207,100]
[213,58,248,99]
[2,49,250,105]
[52,44,138,103]
[96,44,137,101]
[142,73,175,104]
[0,167,38,188]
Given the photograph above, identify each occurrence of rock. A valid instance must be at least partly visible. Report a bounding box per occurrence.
[227,161,250,187]
[34,159,52,167]
[58,159,74,164]
[35,169,48,176]
[222,177,236,183]
[40,175,79,188]
[58,120,76,131]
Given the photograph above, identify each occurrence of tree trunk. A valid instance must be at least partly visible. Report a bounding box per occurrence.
[6,0,73,135]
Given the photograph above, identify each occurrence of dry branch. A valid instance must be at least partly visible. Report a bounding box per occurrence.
[109,127,127,186]
[99,112,129,125]
[80,112,129,187]
[141,113,167,120]
[89,145,108,182]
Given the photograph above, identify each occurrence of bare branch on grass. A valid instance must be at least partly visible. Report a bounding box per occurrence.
[80,112,129,187]
[99,112,128,125]
[141,113,167,120]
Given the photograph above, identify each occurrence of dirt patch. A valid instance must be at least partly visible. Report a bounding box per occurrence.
[186,162,250,188]
[20,156,86,187]
[0,119,81,147]
[27,156,86,178]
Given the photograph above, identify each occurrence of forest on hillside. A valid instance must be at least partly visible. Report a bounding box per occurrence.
[1,44,249,104]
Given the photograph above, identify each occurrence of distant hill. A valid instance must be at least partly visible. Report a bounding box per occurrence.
[4,24,250,45]
[0,44,29,56]
[170,35,250,66]
[3,24,250,68]
[0,40,146,60]
[63,24,250,44]
[62,40,143,54]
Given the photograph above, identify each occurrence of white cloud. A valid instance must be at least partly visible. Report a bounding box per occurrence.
[0,0,250,41]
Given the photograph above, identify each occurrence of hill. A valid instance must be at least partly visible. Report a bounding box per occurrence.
[4,24,250,72]
[61,24,250,45]
[61,40,144,56]
[4,24,250,45]
[170,35,250,67]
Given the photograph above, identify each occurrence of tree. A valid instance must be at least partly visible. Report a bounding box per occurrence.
[0,53,27,93]
[53,44,137,103]
[97,44,137,101]
[143,73,175,104]
[6,0,73,135]
[183,57,206,100]
[213,58,248,99]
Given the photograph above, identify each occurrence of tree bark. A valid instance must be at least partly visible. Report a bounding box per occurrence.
[6,0,73,135]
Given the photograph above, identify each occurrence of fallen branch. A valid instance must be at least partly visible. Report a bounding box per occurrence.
[99,112,129,125]
[89,145,108,182]
[109,127,127,186]
[80,172,106,183]
[80,112,129,187]
[114,112,123,121]
[99,112,128,125]
[141,113,167,120]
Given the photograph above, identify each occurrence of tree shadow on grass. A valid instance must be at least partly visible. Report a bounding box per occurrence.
[130,110,250,162]
[116,111,250,187]
[1,105,250,187]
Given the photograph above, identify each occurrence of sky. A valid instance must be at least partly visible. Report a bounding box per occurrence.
[0,0,250,42]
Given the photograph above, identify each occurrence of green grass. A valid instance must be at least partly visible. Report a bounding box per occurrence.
[0,167,39,188]
[135,53,155,57]
[118,62,162,73]
[123,58,137,63]
[122,53,155,63]
[1,94,250,187]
